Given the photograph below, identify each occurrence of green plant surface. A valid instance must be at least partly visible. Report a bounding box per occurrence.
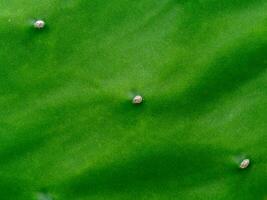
[1,0,267,199]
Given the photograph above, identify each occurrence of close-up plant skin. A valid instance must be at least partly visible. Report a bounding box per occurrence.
[0,0,267,199]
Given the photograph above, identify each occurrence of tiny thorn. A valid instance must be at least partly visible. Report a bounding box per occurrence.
[132,95,143,104]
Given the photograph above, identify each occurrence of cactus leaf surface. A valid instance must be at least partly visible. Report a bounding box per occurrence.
[1,0,267,199]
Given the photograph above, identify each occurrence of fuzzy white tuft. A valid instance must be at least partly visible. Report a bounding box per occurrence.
[132,95,143,104]
[240,159,250,169]
[34,20,45,29]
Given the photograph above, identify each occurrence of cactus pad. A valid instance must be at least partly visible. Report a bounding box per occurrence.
[0,0,267,199]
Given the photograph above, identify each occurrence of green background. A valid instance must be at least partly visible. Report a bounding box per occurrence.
[0,0,267,199]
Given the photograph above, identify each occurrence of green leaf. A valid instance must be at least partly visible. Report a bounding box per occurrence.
[0,0,267,199]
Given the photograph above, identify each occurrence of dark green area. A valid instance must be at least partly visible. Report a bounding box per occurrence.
[0,0,267,199]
